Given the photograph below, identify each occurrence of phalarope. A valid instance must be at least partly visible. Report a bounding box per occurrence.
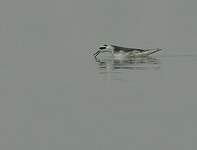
[93,44,162,59]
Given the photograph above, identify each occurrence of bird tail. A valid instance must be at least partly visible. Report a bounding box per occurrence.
[146,48,162,55]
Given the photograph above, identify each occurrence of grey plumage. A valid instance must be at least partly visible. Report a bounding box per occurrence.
[111,45,146,53]
[93,44,162,58]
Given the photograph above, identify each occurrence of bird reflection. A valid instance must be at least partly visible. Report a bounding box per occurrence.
[95,57,161,73]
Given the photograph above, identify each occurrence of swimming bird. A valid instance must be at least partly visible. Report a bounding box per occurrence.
[93,44,162,59]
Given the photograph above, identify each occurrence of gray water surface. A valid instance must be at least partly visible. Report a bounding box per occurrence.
[1,0,197,150]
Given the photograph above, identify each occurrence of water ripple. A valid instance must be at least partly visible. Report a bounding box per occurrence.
[94,57,161,73]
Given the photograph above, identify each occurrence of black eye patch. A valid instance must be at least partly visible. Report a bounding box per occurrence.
[99,47,106,50]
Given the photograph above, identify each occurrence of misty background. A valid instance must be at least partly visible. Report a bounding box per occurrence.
[0,0,197,150]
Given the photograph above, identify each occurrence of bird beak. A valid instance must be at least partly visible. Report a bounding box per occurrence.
[93,50,101,57]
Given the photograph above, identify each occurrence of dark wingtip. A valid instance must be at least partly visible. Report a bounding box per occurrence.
[156,48,162,51]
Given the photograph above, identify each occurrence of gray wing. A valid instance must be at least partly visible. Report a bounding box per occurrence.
[111,45,145,53]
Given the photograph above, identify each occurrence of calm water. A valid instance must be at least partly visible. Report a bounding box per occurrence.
[1,0,197,150]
